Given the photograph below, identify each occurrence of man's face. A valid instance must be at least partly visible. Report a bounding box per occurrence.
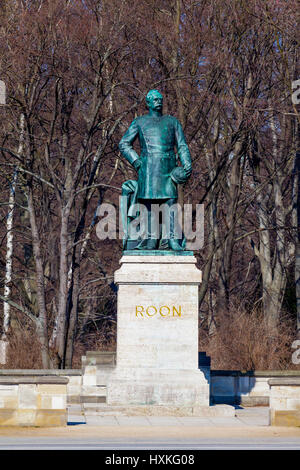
[147,94,163,111]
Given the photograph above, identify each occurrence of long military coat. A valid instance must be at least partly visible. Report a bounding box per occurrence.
[119,114,192,199]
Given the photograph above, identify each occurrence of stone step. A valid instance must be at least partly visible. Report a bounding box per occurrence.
[81,396,106,404]
[82,352,116,367]
[83,403,235,418]
[81,385,107,397]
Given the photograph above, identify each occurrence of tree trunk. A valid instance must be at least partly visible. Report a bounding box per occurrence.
[27,187,51,368]
[295,148,300,339]
[54,206,72,368]
[2,169,18,339]
[64,265,80,367]
[2,113,25,343]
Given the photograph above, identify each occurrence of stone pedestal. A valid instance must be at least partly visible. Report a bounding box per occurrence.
[106,253,209,407]
[269,378,300,426]
[81,351,116,403]
[0,376,68,427]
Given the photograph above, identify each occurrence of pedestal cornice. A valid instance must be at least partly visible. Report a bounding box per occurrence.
[115,254,202,285]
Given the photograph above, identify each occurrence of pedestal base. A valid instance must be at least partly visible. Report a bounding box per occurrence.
[107,253,209,408]
[107,368,209,406]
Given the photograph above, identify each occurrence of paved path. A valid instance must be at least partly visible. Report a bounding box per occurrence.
[0,407,299,450]
[70,405,270,427]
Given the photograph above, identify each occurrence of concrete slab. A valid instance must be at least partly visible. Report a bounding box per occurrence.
[85,415,118,426]
[236,417,269,426]
[74,406,271,427]
[68,404,82,413]
[115,416,151,426]
[146,416,181,426]
[68,416,86,425]
[208,417,248,427]
[235,407,269,426]
[235,407,269,417]
[177,417,214,426]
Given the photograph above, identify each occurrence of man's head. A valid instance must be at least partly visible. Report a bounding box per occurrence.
[146,89,163,111]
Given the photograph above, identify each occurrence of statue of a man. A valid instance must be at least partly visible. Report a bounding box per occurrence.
[119,89,192,251]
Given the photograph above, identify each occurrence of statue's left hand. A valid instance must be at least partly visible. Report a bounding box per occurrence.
[185,166,192,178]
[170,166,191,184]
[133,159,141,171]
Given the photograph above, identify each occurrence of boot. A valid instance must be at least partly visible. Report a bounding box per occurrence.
[168,238,184,251]
[168,202,184,251]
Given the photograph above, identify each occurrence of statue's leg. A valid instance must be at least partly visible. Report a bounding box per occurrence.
[136,199,159,250]
[159,198,170,250]
[167,198,185,251]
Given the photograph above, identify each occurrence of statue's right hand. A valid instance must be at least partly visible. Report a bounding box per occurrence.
[133,159,141,171]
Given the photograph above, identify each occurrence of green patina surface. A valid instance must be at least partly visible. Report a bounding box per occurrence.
[119,114,191,200]
[119,90,192,252]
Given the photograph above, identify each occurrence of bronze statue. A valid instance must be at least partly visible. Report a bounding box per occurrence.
[119,89,192,251]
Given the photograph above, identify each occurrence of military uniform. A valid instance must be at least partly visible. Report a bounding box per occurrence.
[119,114,192,199]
